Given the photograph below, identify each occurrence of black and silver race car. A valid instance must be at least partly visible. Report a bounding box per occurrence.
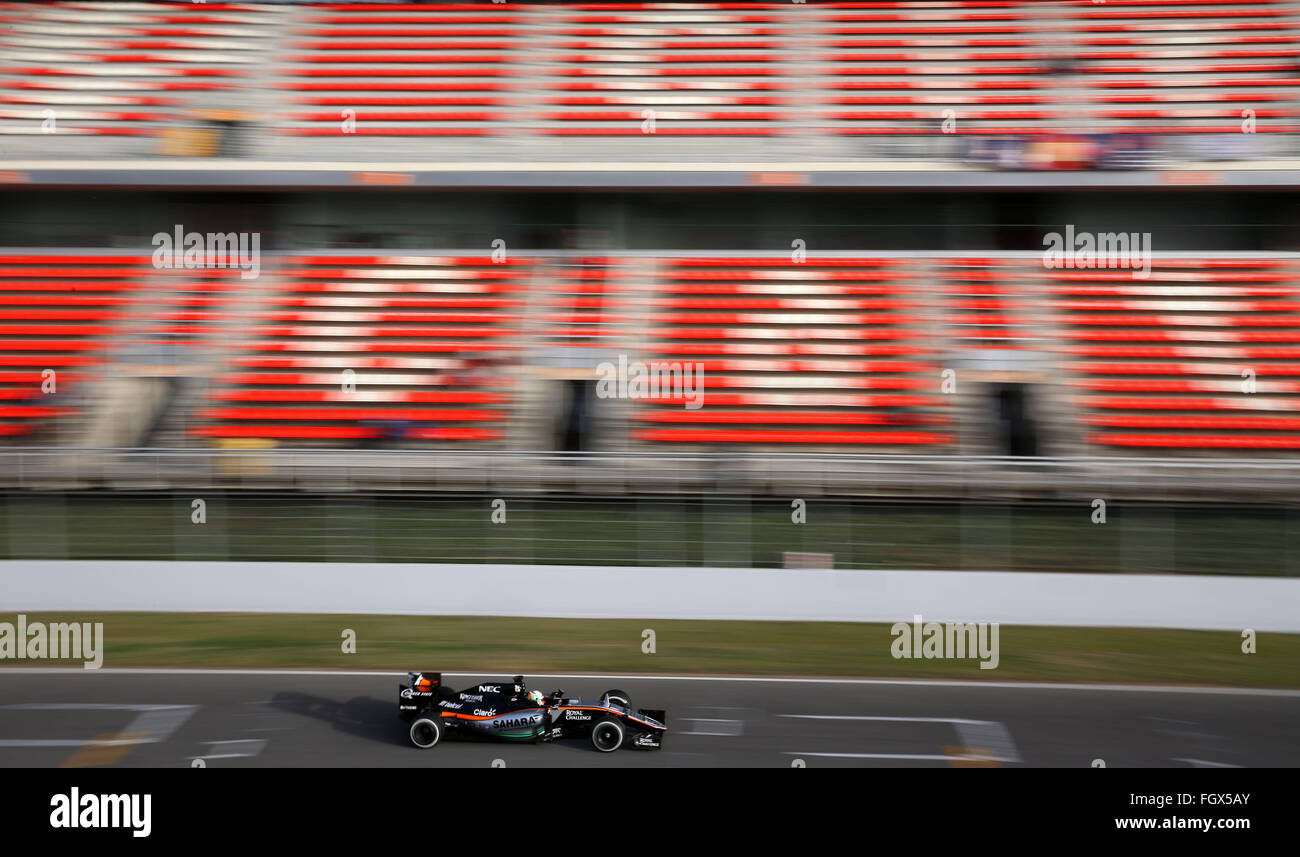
[398,672,666,753]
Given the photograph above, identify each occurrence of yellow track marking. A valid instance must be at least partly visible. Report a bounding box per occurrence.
[61,731,148,768]
[945,744,1001,768]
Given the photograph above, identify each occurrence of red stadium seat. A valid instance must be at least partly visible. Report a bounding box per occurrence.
[3,248,1297,455]
[195,254,529,446]
[0,253,153,437]
[629,256,954,448]
[2,0,1295,147]
[1049,257,1300,450]
[0,2,282,143]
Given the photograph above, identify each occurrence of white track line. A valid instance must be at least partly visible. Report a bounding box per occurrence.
[784,752,1000,761]
[678,718,744,737]
[780,715,1023,764]
[780,715,988,724]
[1174,758,1242,768]
[189,738,267,763]
[0,703,195,748]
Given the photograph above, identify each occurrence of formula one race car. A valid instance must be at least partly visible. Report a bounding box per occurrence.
[398,672,666,753]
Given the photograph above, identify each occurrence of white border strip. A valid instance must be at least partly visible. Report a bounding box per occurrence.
[3,561,1296,631]
[1,668,1297,697]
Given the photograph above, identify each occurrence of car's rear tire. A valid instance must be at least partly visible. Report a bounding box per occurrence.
[410,715,442,749]
[601,688,632,708]
[590,717,624,753]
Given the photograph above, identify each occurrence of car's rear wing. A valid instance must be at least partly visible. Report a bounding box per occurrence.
[398,671,443,720]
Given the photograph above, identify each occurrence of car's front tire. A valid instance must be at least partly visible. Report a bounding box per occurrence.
[410,715,442,749]
[591,717,624,753]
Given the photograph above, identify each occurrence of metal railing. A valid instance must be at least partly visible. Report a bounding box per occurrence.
[0,448,1298,501]
[0,482,1294,576]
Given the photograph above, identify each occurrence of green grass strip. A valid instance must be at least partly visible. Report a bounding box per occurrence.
[3,612,1292,689]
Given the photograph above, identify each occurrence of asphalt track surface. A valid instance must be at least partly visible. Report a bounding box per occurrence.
[1,670,1297,768]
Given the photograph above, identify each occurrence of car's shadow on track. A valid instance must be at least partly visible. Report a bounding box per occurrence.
[271,692,402,747]
[268,692,640,756]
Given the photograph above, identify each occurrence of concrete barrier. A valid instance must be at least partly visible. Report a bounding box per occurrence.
[2,560,1297,631]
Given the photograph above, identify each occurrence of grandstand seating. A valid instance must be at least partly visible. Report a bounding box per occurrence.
[631,257,952,445]
[816,2,1072,139]
[1,2,1298,452]
[193,254,528,442]
[0,250,271,440]
[818,0,1300,139]
[538,3,797,138]
[1076,0,1300,137]
[936,257,1045,351]
[0,1,1295,158]
[0,253,143,438]
[542,256,626,353]
[0,2,285,154]
[277,3,524,138]
[2,251,1299,453]
[1054,257,1300,449]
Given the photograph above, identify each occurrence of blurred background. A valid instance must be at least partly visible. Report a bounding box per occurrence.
[2,0,1300,776]
[0,0,1297,573]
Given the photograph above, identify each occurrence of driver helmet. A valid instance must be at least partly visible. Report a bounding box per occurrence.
[527,690,545,706]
